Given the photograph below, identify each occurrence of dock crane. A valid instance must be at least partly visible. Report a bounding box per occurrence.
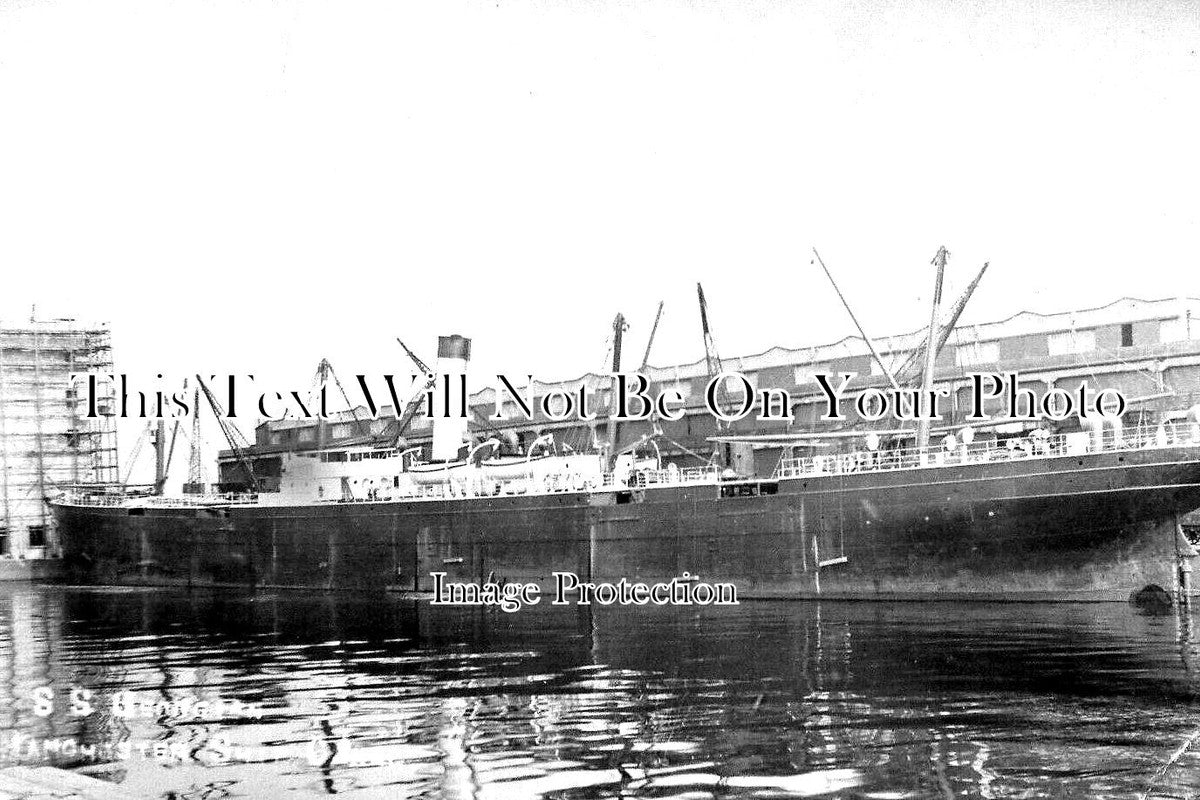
[391,338,438,448]
[316,358,369,442]
[196,375,260,493]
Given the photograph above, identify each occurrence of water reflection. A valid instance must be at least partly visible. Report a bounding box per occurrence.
[0,586,1197,798]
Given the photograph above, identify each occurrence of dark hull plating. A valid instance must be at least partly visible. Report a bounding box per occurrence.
[52,446,1200,600]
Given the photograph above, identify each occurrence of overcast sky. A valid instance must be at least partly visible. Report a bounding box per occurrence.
[1,0,1197,479]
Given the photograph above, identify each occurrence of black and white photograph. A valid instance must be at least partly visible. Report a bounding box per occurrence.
[2,0,1200,797]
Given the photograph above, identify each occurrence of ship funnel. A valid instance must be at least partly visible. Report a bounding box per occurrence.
[432,335,472,462]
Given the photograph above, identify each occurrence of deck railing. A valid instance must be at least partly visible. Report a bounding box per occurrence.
[775,422,1200,479]
[56,490,260,508]
[600,465,720,488]
[390,464,721,500]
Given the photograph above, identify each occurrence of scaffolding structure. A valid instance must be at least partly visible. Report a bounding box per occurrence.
[0,319,118,557]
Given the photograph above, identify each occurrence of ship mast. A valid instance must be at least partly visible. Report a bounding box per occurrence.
[639,301,664,371]
[812,248,902,393]
[697,284,721,391]
[895,260,988,385]
[606,313,628,465]
[153,419,167,495]
[157,379,193,494]
[639,301,666,438]
[916,247,949,452]
[697,283,734,467]
[696,282,731,420]
[184,386,205,493]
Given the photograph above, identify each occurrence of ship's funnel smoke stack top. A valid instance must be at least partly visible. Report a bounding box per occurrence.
[432,335,472,462]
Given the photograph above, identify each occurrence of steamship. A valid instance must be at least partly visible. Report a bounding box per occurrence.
[49,282,1200,601]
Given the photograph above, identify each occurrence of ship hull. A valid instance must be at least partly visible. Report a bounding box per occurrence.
[51,446,1200,600]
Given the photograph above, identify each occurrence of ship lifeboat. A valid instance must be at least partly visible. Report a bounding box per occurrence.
[479,454,552,482]
[407,460,472,485]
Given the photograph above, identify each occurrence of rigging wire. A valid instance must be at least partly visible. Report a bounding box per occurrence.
[120,425,151,486]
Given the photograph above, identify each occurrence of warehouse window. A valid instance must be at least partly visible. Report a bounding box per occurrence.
[1161,314,1196,343]
[27,525,46,548]
[869,356,890,376]
[0,527,7,555]
[956,341,999,367]
[1121,323,1134,347]
[794,365,830,385]
[1048,330,1096,356]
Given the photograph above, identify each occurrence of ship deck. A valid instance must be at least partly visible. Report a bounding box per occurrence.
[52,422,1200,510]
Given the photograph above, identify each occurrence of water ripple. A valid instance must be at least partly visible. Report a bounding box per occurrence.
[0,588,1198,798]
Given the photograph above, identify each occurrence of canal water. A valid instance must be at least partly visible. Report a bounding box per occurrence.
[1,586,1198,798]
